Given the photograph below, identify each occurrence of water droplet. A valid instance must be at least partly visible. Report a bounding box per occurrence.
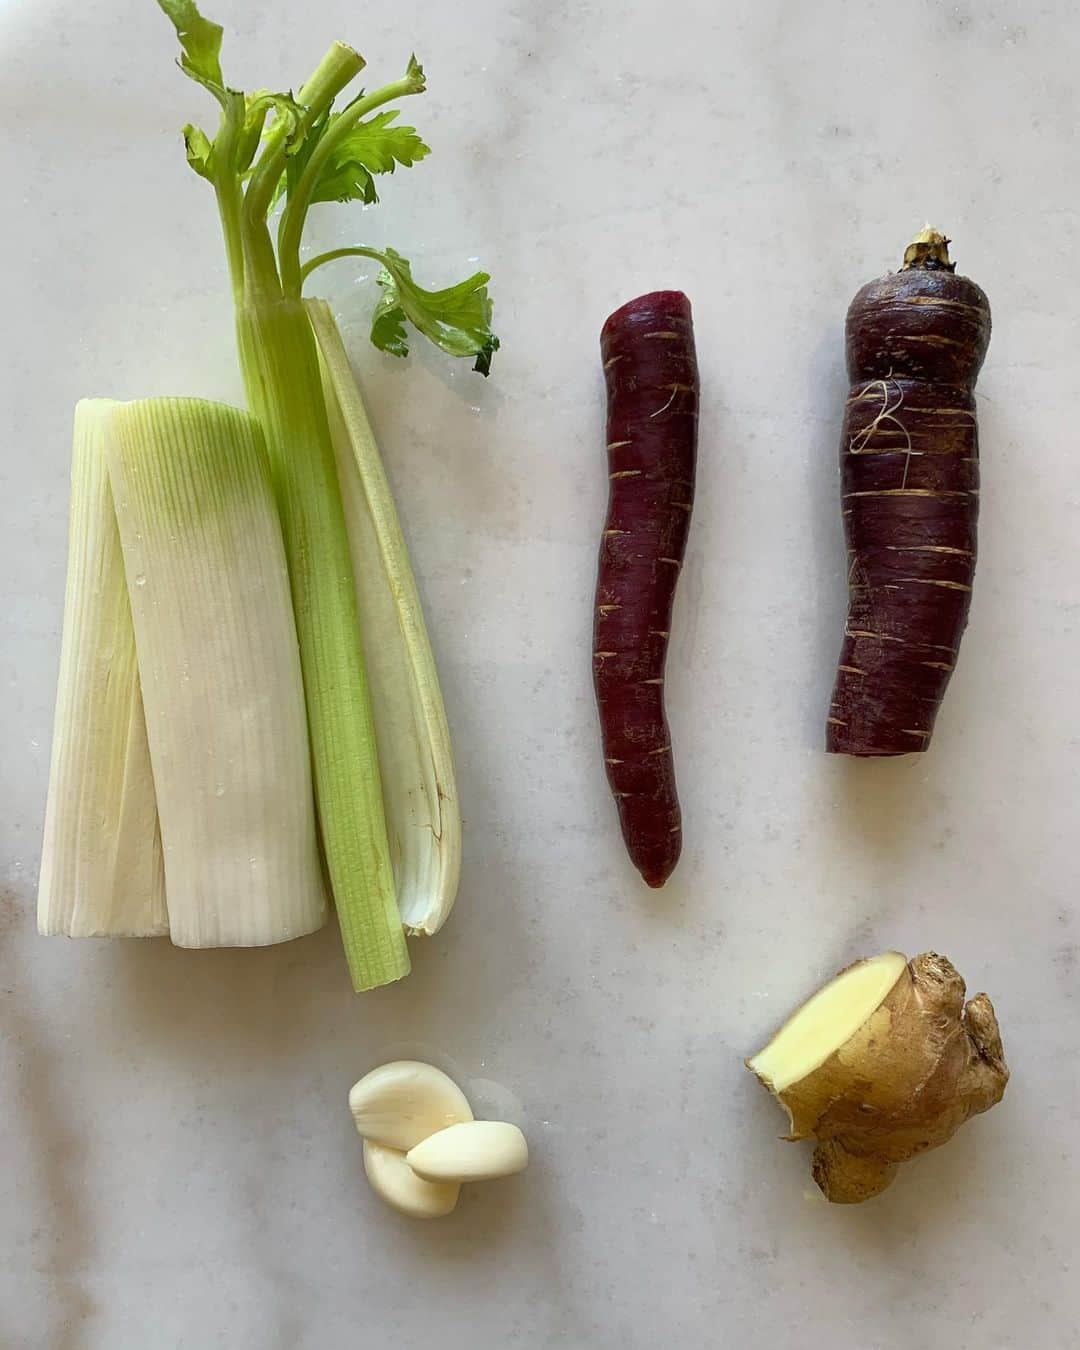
[133,573,147,588]
[214,783,226,798]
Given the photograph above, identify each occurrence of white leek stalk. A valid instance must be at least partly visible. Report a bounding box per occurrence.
[308,300,461,935]
[106,397,327,946]
[38,400,168,937]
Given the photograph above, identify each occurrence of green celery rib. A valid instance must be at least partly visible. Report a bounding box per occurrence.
[237,296,409,990]
[306,299,461,936]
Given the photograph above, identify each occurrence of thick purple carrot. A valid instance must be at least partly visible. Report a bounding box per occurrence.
[827,230,991,757]
[594,290,699,886]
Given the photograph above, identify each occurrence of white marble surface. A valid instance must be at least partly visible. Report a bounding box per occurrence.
[3,0,1078,1346]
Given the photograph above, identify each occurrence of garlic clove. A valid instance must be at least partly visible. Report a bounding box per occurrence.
[363,1141,460,1219]
[406,1120,529,1183]
[349,1060,473,1151]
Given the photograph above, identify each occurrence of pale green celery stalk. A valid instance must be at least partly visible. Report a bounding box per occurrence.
[227,44,411,989]
[275,72,424,297]
[307,299,461,935]
[235,299,408,985]
[38,400,168,938]
[106,398,327,948]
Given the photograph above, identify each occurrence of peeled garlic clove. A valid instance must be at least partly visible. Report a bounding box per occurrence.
[363,1141,460,1219]
[406,1120,529,1183]
[349,1060,473,1151]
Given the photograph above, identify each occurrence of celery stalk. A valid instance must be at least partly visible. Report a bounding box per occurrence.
[236,300,408,985]
[107,398,327,947]
[307,300,461,935]
[38,401,168,938]
[156,1,498,986]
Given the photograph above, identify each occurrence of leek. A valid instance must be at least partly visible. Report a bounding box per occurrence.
[157,1,497,987]
[38,401,168,938]
[106,397,327,947]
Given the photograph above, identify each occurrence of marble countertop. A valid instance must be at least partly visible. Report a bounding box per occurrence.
[3,1,1078,1346]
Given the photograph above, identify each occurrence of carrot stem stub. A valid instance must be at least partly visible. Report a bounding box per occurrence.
[827,230,991,756]
[594,290,699,886]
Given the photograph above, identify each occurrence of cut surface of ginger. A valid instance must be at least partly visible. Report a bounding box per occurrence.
[748,951,907,1093]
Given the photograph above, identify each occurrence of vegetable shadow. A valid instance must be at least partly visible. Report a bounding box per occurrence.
[810,1121,1004,1246]
[805,325,850,749]
[330,286,508,408]
[92,927,347,1350]
[1,890,97,1350]
[91,823,545,1344]
[358,1145,545,1261]
[822,753,952,962]
[832,754,943,853]
[806,321,953,942]
[634,378,727,929]
[89,929,403,1350]
[326,294,517,542]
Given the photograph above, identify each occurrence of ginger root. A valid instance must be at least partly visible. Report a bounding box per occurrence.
[747,951,1009,1203]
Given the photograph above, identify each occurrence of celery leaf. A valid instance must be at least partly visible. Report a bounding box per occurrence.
[251,92,306,151]
[239,91,306,178]
[316,161,379,206]
[370,249,498,374]
[268,106,334,209]
[405,55,426,90]
[157,0,225,90]
[183,124,214,180]
[311,112,430,206]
